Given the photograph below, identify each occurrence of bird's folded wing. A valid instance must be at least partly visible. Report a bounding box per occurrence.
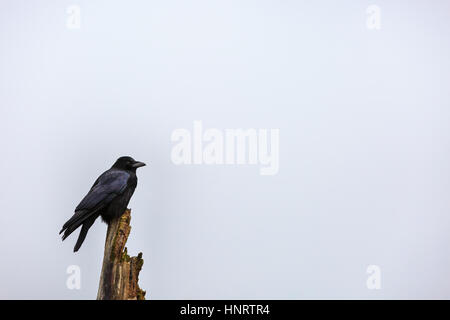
[75,169,130,211]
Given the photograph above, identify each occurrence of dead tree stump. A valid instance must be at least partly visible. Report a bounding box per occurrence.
[97,209,146,300]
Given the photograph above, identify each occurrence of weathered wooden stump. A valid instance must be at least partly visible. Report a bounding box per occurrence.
[97,209,146,300]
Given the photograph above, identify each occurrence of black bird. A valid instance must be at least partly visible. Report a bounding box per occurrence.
[60,156,146,252]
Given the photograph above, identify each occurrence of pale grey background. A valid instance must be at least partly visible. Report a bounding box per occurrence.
[0,0,449,299]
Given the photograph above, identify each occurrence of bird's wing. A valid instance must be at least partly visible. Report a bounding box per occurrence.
[75,169,130,211]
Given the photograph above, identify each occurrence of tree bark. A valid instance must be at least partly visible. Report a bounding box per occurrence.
[97,209,146,300]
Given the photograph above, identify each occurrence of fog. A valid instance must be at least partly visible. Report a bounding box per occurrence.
[0,0,449,299]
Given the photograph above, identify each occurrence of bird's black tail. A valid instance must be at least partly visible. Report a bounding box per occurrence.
[73,215,97,252]
[60,209,100,251]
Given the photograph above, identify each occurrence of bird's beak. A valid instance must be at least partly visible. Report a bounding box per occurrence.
[132,161,146,168]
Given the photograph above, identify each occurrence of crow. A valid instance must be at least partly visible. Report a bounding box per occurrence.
[60,156,146,252]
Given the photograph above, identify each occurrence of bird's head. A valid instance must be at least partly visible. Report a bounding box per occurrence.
[112,156,146,172]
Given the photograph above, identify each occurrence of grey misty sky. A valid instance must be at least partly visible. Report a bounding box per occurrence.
[0,0,450,299]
